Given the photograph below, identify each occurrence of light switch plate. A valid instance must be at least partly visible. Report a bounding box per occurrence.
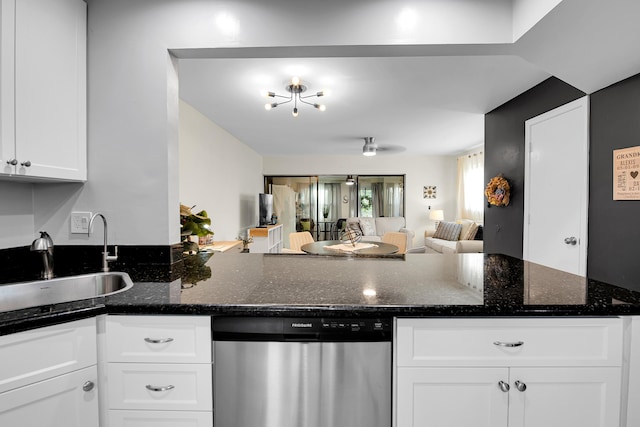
[71,212,92,234]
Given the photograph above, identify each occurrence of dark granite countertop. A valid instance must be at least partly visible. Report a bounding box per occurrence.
[2,252,640,335]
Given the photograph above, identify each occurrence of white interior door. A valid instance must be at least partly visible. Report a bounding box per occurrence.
[523,97,589,276]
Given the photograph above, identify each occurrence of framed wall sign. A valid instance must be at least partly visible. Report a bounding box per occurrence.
[613,146,640,200]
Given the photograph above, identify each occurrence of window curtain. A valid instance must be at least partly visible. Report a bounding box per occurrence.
[348,184,358,217]
[371,183,384,217]
[384,183,404,217]
[322,183,341,220]
[457,151,484,222]
[272,185,296,248]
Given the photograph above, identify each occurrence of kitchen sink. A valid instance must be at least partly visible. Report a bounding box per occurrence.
[0,272,133,313]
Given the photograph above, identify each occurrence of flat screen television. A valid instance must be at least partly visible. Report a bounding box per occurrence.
[258,193,273,227]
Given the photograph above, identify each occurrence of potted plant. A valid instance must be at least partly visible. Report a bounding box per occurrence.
[322,205,330,219]
[180,204,214,254]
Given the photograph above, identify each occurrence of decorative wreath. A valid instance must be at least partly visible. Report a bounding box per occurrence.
[485,175,510,207]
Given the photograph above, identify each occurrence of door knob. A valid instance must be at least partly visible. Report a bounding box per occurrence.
[82,381,95,392]
[514,380,527,392]
[564,237,577,245]
[20,160,31,167]
[498,381,510,392]
[6,159,17,166]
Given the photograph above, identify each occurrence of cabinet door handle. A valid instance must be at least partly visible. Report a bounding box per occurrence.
[493,340,524,347]
[146,384,175,392]
[6,159,17,166]
[82,381,95,392]
[144,337,174,344]
[20,160,31,167]
[498,381,510,392]
[514,380,527,392]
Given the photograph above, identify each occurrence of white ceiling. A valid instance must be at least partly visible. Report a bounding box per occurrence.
[177,0,640,157]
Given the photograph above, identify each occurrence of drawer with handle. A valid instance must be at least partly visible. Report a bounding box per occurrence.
[105,315,211,363]
[107,363,212,411]
[396,317,623,367]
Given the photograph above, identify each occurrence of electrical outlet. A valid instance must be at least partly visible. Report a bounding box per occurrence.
[71,212,92,234]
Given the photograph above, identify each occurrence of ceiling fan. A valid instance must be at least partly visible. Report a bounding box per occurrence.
[361,137,405,156]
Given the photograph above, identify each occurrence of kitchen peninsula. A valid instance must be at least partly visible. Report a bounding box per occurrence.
[105,251,640,317]
[1,252,640,329]
[2,253,640,427]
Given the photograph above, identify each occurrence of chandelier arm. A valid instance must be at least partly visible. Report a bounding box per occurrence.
[273,98,293,107]
[298,97,317,106]
[270,93,291,99]
[299,93,320,100]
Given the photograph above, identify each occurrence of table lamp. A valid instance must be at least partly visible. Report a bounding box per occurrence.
[429,209,444,230]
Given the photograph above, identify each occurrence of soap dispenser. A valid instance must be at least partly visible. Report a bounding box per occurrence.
[31,231,54,279]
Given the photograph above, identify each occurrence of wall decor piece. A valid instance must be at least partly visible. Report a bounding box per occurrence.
[423,186,437,199]
[613,146,640,200]
[485,175,510,207]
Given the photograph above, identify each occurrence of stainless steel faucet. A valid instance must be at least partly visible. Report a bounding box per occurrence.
[31,231,54,279]
[88,213,118,272]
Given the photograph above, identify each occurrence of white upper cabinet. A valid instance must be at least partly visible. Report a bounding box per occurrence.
[0,0,86,181]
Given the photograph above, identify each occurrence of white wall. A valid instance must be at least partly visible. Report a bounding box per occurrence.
[0,181,35,248]
[179,100,263,241]
[0,0,498,249]
[263,155,457,247]
[512,0,562,41]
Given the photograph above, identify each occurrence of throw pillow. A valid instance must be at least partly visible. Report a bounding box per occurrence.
[456,219,475,241]
[433,221,462,241]
[358,217,377,236]
[462,222,479,240]
[474,225,483,241]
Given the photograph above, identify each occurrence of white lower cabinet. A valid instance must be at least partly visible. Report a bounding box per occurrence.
[0,318,98,426]
[508,367,621,427]
[108,410,213,427]
[397,367,509,427]
[397,366,621,427]
[0,365,98,427]
[395,318,623,427]
[104,315,213,427]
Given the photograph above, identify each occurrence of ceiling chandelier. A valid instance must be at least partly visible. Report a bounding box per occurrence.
[363,137,377,156]
[262,76,326,118]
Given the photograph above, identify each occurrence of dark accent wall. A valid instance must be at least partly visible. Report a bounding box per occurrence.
[484,77,585,258]
[588,73,640,290]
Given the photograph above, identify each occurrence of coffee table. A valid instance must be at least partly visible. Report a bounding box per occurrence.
[300,240,399,256]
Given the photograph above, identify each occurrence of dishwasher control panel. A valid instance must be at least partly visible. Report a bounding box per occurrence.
[213,317,392,341]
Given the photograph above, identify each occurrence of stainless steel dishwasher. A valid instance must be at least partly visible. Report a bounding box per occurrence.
[213,317,391,427]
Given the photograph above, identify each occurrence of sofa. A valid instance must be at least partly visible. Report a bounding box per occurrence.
[423,219,483,254]
[346,217,415,249]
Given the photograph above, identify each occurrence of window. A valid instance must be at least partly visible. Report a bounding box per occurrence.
[357,175,404,218]
[265,174,404,240]
[359,188,373,217]
[457,151,484,222]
